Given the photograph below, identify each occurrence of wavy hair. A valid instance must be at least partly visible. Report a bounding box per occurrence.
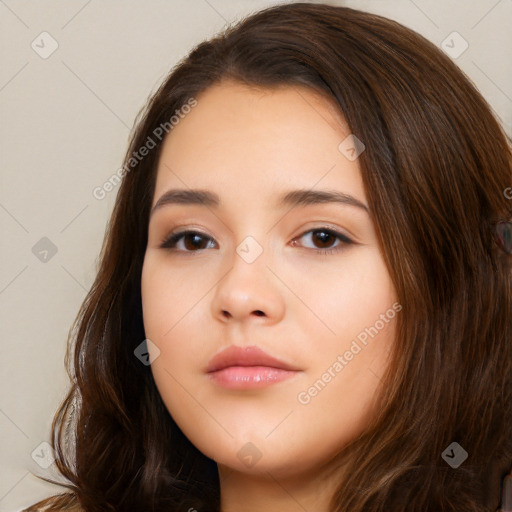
[26,3,512,511]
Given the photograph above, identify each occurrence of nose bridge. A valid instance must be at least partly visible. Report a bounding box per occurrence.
[235,234,266,266]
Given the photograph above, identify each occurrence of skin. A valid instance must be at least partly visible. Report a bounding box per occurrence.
[141,80,399,512]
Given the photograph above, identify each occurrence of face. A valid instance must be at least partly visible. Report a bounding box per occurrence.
[141,80,399,481]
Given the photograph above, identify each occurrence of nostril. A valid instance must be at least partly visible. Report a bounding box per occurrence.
[253,310,265,316]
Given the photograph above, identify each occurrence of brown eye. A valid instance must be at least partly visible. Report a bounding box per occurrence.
[311,230,337,249]
[160,231,216,251]
[293,228,353,255]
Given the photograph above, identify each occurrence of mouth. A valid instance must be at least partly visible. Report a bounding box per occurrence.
[205,345,301,389]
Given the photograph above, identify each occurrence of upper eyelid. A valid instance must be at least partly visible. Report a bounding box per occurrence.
[166,219,353,236]
[167,226,351,238]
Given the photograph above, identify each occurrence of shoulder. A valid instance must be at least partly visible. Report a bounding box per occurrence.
[21,493,83,512]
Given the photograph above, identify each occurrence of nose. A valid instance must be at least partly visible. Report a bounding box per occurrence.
[210,242,285,326]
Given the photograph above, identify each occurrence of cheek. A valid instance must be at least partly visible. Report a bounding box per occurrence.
[284,248,397,347]
[286,250,398,419]
[140,255,209,339]
[140,255,213,391]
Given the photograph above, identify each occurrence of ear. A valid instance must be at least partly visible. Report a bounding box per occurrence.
[494,220,512,254]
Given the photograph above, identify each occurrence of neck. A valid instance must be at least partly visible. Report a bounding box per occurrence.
[217,459,343,512]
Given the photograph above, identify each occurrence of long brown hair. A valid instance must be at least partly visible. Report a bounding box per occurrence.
[26,3,512,511]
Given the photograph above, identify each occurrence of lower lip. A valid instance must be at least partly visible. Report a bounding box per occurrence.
[207,366,299,389]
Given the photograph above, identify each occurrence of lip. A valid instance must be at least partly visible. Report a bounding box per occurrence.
[206,345,300,372]
[206,345,301,389]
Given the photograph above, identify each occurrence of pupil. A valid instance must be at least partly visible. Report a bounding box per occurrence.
[185,234,204,250]
[315,231,333,248]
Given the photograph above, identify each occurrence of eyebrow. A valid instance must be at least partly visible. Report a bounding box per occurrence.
[150,188,369,218]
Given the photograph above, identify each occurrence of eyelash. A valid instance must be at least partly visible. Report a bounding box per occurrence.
[159,227,354,255]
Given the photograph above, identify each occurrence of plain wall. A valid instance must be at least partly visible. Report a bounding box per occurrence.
[1,0,510,510]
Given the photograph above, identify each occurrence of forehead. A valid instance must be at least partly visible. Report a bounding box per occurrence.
[153,80,365,206]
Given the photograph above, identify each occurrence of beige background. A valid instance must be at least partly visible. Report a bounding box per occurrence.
[0,0,510,510]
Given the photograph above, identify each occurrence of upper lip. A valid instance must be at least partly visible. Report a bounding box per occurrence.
[206,345,301,373]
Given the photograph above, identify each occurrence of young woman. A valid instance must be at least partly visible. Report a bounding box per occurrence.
[24,2,512,511]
